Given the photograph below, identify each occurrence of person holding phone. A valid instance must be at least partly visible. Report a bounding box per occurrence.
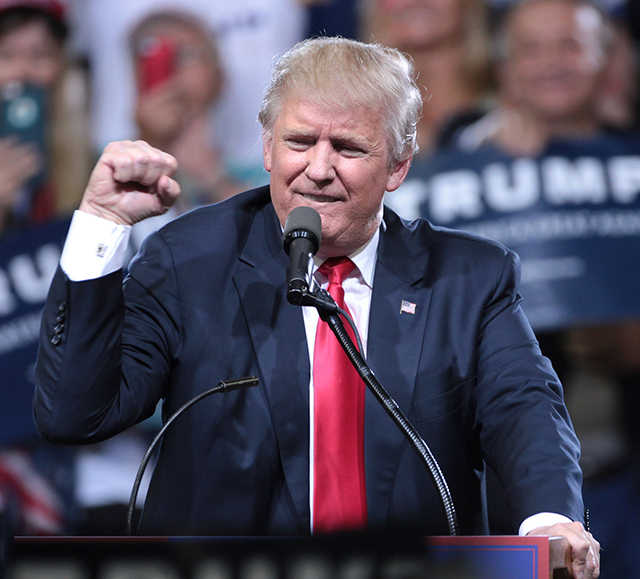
[0,0,91,536]
[0,0,66,234]
[130,10,242,211]
[0,0,91,236]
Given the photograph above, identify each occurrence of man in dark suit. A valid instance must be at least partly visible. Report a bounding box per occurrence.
[33,37,599,577]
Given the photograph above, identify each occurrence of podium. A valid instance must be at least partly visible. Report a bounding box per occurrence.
[6,535,572,579]
[428,536,572,579]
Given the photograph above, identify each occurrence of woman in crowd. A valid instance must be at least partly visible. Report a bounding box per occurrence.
[362,0,495,153]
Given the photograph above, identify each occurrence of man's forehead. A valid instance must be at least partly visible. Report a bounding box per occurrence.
[276,93,385,129]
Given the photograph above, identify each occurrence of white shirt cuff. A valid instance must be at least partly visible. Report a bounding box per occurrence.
[60,211,131,281]
[519,512,573,536]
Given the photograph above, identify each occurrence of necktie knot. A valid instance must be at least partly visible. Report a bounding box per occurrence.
[318,257,356,287]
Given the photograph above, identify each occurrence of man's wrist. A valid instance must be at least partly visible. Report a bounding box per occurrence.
[519,513,573,536]
[78,200,132,226]
[60,210,131,281]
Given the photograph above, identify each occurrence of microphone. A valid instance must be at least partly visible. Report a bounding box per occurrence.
[282,206,322,305]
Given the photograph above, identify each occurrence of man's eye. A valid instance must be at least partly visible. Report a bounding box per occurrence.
[287,139,311,149]
[337,145,364,156]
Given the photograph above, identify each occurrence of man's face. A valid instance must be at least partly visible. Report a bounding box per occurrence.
[263,94,410,258]
[501,0,605,122]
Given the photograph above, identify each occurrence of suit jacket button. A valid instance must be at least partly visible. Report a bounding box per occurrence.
[54,322,64,333]
[58,301,66,312]
[51,334,61,346]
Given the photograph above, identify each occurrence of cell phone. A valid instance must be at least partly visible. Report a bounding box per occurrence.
[0,82,48,189]
[138,36,176,93]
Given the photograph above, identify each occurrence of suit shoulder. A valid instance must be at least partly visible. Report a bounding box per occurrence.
[162,186,272,236]
[129,186,277,274]
[388,208,514,264]
[146,186,273,252]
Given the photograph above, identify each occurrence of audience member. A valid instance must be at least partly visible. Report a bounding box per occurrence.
[362,0,495,153]
[131,10,242,210]
[387,0,640,574]
[0,0,90,233]
[0,0,90,535]
[461,0,610,156]
[70,0,308,186]
[595,18,639,130]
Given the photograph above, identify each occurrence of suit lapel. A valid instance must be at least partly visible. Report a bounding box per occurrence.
[365,208,433,528]
[232,199,311,533]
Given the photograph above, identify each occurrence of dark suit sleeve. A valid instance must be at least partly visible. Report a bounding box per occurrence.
[34,232,180,444]
[473,249,584,526]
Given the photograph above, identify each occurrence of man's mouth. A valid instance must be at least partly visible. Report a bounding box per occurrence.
[301,193,339,203]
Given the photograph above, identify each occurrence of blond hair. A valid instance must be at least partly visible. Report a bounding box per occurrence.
[258,36,422,165]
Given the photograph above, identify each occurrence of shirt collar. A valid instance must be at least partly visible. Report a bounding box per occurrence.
[313,227,380,289]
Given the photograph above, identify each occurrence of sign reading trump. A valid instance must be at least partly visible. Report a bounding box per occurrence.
[387,134,640,330]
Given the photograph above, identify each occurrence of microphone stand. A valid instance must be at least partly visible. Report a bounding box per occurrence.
[299,287,459,536]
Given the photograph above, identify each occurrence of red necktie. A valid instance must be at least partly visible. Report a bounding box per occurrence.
[312,257,367,533]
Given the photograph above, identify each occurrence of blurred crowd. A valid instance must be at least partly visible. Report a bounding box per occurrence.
[0,0,639,574]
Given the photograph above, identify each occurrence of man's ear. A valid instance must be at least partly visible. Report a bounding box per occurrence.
[386,156,412,192]
[262,130,273,172]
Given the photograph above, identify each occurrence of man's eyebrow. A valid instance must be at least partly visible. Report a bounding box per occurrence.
[330,134,370,148]
[283,128,316,139]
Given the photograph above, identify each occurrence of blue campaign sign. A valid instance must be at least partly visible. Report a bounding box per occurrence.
[386,133,640,330]
[0,217,70,444]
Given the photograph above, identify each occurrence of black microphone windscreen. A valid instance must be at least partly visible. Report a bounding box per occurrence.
[282,206,322,255]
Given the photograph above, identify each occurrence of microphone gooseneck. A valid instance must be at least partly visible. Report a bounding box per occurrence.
[282,206,322,305]
[126,376,259,536]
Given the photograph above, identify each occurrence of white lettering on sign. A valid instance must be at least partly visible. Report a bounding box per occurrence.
[429,170,482,223]
[391,155,640,225]
[609,156,640,203]
[484,159,540,212]
[8,244,60,304]
[0,243,61,317]
[0,311,41,355]
[0,270,17,316]
[543,157,607,205]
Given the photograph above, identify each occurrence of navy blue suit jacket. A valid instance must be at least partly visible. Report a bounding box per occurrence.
[34,186,583,535]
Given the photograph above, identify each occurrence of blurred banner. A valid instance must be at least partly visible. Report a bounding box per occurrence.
[389,133,640,330]
[0,218,69,445]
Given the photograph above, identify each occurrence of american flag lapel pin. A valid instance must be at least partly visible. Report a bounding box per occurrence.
[400,300,417,314]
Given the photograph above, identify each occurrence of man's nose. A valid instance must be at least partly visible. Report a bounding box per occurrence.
[305,143,336,183]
